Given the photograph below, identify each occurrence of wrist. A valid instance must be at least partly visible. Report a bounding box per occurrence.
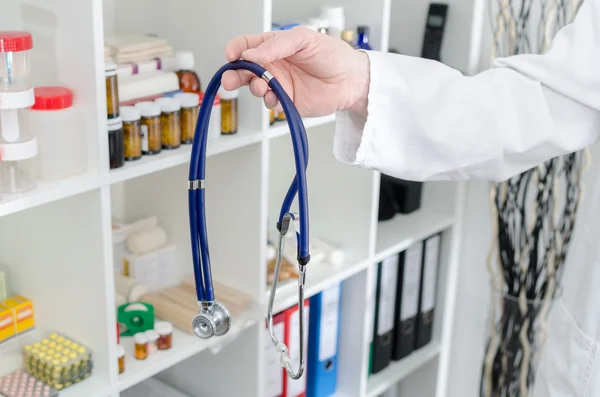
[348,51,370,117]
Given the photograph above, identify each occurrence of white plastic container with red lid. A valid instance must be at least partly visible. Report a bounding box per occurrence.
[199,92,220,140]
[26,86,86,181]
[0,31,33,94]
[0,133,37,194]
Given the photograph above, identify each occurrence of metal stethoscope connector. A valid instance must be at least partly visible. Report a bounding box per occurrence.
[188,61,310,379]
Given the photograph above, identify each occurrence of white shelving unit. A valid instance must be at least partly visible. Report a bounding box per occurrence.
[0,0,472,396]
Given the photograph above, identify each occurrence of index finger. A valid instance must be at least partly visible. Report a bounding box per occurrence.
[225,32,276,62]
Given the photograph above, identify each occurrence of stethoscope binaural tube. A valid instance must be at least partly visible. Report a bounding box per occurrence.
[188,60,311,380]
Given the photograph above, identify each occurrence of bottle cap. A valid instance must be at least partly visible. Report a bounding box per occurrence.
[133,332,149,345]
[218,88,239,100]
[0,134,37,161]
[134,101,161,117]
[116,345,125,358]
[119,106,141,122]
[31,87,73,110]
[105,62,117,77]
[175,51,195,70]
[155,97,181,112]
[107,117,123,131]
[341,30,354,42]
[357,26,369,34]
[0,31,33,52]
[174,92,200,108]
[198,92,220,106]
[145,330,159,342]
[155,321,173,335]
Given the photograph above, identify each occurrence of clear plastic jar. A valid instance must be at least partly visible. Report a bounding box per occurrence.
[120,106,142,161]
[219,89,238,135]
[135,101,162,155]
[105,62,120,120]
[108,118,125,169]
[173,93,199,144]
[27,87,87,181]
[155,321,173,350]
[134,332,148,360]
[145,329,159,355]
[0,31,33,92]
[155,98,181,149]
[0,134,37,193]
[117,345,125,374]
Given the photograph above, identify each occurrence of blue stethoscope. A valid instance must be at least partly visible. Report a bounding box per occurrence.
[188,60,310,379]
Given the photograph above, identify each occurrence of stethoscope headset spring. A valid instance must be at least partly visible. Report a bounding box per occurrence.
[188,60,310,380]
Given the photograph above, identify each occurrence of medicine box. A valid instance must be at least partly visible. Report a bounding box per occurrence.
[0,304,16,342]
[3,295,35,333]
[126,245,177,290]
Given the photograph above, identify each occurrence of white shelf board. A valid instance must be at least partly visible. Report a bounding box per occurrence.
[268,114,336,139]
[374,209,455,263]
[117,313,259,391]
[267,257,371,314]
[0,173,101,218]
[366,342,441,397]
[108,129,264,184]
[60,377,111,397]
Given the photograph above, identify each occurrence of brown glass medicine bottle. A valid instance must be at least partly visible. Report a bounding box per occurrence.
[175,51,201,93]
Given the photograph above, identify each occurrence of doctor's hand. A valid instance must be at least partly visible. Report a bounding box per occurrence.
[222,26,370,117]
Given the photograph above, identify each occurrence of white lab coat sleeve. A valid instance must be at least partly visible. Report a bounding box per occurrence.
[334,0,600,181]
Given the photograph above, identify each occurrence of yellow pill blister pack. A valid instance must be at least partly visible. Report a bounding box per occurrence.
[22,333,93,390]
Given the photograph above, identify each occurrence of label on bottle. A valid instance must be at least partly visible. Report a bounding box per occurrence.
[141,125,149,152]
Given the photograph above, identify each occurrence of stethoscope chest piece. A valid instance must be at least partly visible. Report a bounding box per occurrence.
[192,301,231,339]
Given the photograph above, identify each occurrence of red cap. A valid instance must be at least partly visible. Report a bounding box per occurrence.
[0,31,33,52]
[32,87,73,110]
[198,92,220,106]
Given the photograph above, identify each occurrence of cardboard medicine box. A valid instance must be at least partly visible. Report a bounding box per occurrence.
[3,296,35,333]
[0,304,16,342]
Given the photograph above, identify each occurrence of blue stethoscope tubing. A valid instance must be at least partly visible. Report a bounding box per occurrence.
[188,60,311,304]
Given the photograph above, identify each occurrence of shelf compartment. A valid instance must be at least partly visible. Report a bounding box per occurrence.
[366,342,441,397]
[267,258,370,315]
[374,208,454,263]
[0,173,101,218]
[268,115,336,139]
[108,129,264,184]
[117,309,260,392]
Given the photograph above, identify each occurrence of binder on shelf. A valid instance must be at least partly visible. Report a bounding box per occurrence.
[392,241,423,361]
[307,283,342,397]
[371,254,399,374]
[416,233,441,349]
[367,264,378,376]
[265,312,285,397]
[284,300,310,397]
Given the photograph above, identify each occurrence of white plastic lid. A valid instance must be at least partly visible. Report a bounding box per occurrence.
[155,97,180,113]
[174,92,199,108]
[105,62,117,77]
[155,321,173,335]
[116,345,125,358]
[0,135,37,161]
[107,117,123,131]
[135,101,161,117]
[219,88,239,100]
[0,87,35,110]
[145,329,159,342]
[134,332,149,344]
[175,51,195,70]
[120,106,141,122]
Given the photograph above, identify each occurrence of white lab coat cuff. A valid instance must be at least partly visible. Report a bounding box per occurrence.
[333,51,381,169]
